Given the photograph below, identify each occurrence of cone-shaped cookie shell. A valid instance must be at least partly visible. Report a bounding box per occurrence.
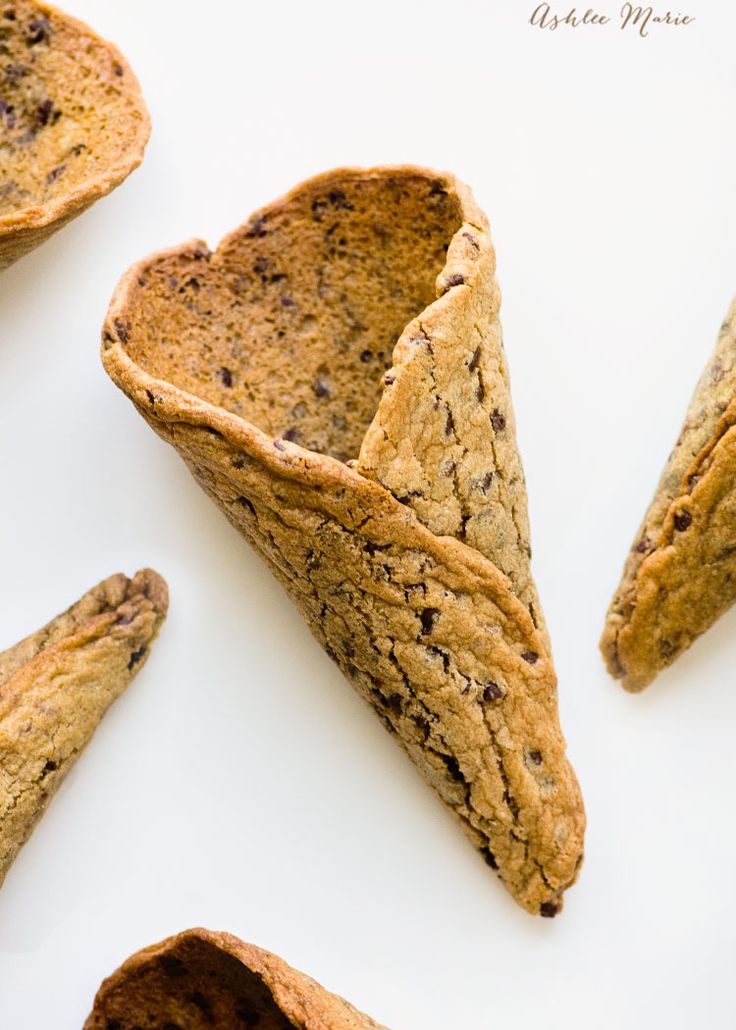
[0,1,150,271]
[102,166,585,915]
[0,568,168,887]
[602,298,736,690]
[84,928,386,1030]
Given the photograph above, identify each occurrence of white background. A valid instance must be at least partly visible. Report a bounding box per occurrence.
[1,1,735,1026]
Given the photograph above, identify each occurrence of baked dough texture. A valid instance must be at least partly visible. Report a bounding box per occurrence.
[602,298,736,690]
[102,166,585,915]
[84,927,386,1030]
[0,568,168,887]
[0,0,150,271]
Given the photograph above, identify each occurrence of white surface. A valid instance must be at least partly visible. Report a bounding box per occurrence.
[1,0,735,1026]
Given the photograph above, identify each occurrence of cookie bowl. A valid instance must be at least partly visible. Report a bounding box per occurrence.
[0,0,150,271]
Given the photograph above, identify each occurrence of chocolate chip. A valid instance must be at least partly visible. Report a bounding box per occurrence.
[237,496,255,515]
[314,376,330,398]
[429,180,448,197]
[674,510,692,532]
[39,759,57,779]
[188,992,213,1017]
[445,409,455,437]
[468,346,481,372]
[490,409,506,432]
[35,98,53,126]
[26,16,50,44]
[360,349,373,362]
[483,847,498,869]
[113,318,130,343]
[476,381,485,403]
[441,754,464,783]
[382,371,396,386]
[127,645,146,670]
[635,537,650,554]
[245,215,268,238]
[483,682,503,701]
[113,62,123,76]
[159,955,187,976]
[444,273,465,290]
[46,163,65,185]
[521,650,538,665]
[540,901,559,918]
[282,427,299,442]
[660,639,675,660]
[481,471,493,492]
[528,750,543,765]
[220,367,233,387]
[420,608,440,635]
[413,714,430,737]
[327,188,353,209]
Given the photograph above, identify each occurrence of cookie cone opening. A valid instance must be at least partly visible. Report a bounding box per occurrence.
[117,169,463,462]
[88,935,319,1030]
[0,1,148,223]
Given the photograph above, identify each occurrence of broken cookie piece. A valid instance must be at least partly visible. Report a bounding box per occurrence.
[0,568,168,887]
[602,297,736,690]
[84,927,386,1030]
[101,166,585,915]
[0,1,150,271]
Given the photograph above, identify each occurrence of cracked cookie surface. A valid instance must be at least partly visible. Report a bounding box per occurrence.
[84,927,386,1030]
[0,568,168,886]
[0,0,149,270]
[102,166,585,915]
[602,298,736,690]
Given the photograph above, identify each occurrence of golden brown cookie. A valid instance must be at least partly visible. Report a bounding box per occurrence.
[84,928,386,1030]
[101,166,585,915]
[0,568,168,887]
[0,0,150,271]
[602,298,736,690]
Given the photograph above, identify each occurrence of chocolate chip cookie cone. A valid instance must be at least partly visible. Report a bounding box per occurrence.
[0,1,150,272]
[602,298,736,691]
[84,928,386,1030]
[102,166,585,915]
[0,568,168,887]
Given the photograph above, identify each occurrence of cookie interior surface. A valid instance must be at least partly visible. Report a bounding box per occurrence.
[118,170,463,462]
[0,0,147,217]
[90,936,299,1029]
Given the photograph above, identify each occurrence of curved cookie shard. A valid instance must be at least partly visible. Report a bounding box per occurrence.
[602,299,736,690]
[0,0,150,272]
[102,166,584,914]
[0,568,168,886]
[85,928,386,1030]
